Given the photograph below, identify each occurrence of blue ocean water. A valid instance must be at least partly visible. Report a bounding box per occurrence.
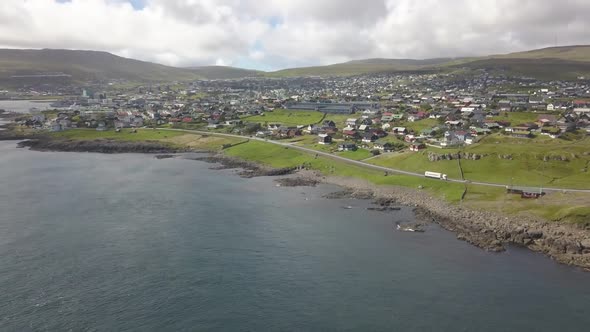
[1,141,589,331]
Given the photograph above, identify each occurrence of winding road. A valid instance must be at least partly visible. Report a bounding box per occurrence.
[160,128,590,194]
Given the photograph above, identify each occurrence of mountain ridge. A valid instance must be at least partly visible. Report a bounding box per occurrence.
[1,45,589,86]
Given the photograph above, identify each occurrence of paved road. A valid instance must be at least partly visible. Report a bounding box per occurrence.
[160,128,590,193]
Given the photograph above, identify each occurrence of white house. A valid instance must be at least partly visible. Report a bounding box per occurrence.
[343,126,355,132]
[573,108,590,115]
[346,118,359,127]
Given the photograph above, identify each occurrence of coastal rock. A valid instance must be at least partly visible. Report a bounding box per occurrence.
[18,138,190,154]
[566,242,582,254]
[155,154,177,159]
[190,155,296,178]
[274,177,319,187]
[527,230,544,239]
[321,175,590,270]
[427,151,483,162]
[323,188,374,200]
[580,239,590,249]
[323,189,354,199]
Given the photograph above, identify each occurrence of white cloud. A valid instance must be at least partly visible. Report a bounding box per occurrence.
[0,0,589,70]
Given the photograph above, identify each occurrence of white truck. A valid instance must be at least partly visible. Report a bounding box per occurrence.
[424,171,448,180]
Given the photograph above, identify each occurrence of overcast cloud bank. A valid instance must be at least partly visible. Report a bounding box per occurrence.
[0,0,589,70]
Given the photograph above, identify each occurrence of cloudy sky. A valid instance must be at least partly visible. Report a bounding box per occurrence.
[0,0,589,70]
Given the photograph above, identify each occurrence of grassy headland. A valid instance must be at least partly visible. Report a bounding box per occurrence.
[14,127,590,224]
[49,128,245,151]
[243,109,325,126]
[224,140,467,202]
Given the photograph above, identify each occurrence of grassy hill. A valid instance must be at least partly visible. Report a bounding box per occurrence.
[187,66,262,80]
[493,45,590,62]
[269,45,590,79]
[449,45,590,79]
[268,63,438,77]
[0,49,202,86]
[346,57,468,66]
[2,45,590,86]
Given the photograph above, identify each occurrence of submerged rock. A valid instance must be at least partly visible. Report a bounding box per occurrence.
[155,154,177,159]
[274,177,319,187]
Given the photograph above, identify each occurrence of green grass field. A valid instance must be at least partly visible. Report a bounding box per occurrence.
[223,138,590,222]
[163,132,244,151]
[323,114,356,127]
[461,134,590,189]
[224,140,466,202]
[463,185,590,223]
[337,149,373,161]
[244,109,324,126]
[369,151,463,179]
[366,133,590,189]
[50,128,185,141]
[491,111,547,125]
[50,128,244,151]
[398,118,440,132]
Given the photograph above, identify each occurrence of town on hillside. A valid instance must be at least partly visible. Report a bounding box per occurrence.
[5,71,589,151]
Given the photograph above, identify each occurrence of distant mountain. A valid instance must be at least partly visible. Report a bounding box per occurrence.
[270,45,590,79]
[1,45,589,87]
[0,49,201,86]
[268,62,428,78]
[491,45,590,62]
[345,57,467,66]
[187,66,262,80]
[452,45,590,79]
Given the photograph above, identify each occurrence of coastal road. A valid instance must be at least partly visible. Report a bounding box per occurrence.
[159,128,590,194]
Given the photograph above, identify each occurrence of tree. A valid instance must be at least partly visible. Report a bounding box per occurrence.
[420,104,432,112]
[243,123,261,135]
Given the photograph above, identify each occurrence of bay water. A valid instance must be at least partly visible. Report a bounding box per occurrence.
[0,100,53,114]
[1,141,589,331]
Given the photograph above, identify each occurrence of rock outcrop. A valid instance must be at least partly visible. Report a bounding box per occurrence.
[427,151,483,162]
[321,176,590,270]
[18,138,190,154]
[189,155,296,178]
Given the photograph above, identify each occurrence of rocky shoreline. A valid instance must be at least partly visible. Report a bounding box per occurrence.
[213,163,590,270]
[308,174,590,270]
[172,153,590,270]
[17,138,194,154]
[6,131,590,270]
[187,154,297,178]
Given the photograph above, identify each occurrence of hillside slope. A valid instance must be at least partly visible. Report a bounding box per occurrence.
[1,45,589,85]
[0,49,201,86]
[268,63,437,77]
[493,45,590,62]
[270,45,590,79]
[449,46,590,79]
